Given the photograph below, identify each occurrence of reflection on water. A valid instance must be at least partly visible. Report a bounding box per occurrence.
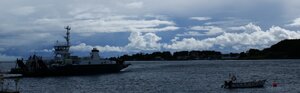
[1,60,299,93]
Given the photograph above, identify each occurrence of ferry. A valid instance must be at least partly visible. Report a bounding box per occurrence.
[9,26,130,77]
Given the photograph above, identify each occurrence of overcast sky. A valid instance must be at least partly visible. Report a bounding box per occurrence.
[1,0,300,61]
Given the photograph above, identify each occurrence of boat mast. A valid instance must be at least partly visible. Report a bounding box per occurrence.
[65,26,71,46]
[54,26,71,60]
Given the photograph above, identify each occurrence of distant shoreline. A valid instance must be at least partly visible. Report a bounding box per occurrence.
[112,39,300,61]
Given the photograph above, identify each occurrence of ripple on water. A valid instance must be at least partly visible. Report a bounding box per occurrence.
[1,60,299,93]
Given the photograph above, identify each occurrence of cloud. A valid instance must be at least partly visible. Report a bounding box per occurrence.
[163,37,213,50]
[189,26,224,36]
[30,49,54,53]
[287,17,300,27]
[71,31,163,52]
[125,32,162,51]
[126,2,143,9]
[34,16,179,35]
[204,17,250,27]
[71,43,124,52]
[228,23,262,33]
[165,23,300,52]
[176,31,204,37]
[48,23,300,54]
[190,17,212,21]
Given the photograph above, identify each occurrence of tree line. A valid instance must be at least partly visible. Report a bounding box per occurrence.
[110,39,300,61]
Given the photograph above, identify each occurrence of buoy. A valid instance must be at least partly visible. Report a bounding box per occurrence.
[272,82,278,87]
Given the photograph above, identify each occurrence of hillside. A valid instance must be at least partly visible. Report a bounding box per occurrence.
[262,39,300,59]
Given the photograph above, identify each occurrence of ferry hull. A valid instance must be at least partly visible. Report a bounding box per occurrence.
[10,64,130,77]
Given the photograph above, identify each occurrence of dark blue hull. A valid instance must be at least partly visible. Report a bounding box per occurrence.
[10,64,130,77]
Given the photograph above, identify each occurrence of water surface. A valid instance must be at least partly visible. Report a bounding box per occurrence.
[1,60,299,93]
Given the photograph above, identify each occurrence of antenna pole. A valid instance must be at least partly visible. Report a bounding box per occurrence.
[65,26,71,46]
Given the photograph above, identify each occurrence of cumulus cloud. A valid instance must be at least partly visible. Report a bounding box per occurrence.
[71,31,162,52]
[71,43,124,52]
[228,23,262,33]
[163,37,213,50]
[188,26,224,36]
[166,23,300,51]
[20,23,300,54]
[190,17,211,21]
[125,32,162,51]
[287,17,300,27]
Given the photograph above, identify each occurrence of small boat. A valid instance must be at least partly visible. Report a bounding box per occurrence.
[222,80,266,89]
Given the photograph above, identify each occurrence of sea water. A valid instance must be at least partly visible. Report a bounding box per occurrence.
[0,60,299,93]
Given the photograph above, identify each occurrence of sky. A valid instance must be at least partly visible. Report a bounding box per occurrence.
[1,0,300,61]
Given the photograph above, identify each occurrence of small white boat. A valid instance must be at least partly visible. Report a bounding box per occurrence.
[222,80,266,89]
